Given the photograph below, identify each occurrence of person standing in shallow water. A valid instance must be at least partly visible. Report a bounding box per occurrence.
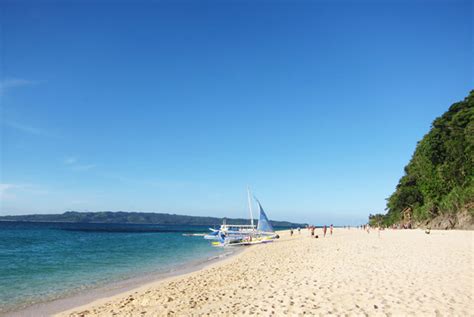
[330,224,333,236]
[323,225,327,237]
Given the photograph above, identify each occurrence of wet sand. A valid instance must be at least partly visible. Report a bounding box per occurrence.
[57,229,473,316]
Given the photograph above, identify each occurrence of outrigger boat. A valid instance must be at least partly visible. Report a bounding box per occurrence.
[208,188,279,247]
[203,222,256,240]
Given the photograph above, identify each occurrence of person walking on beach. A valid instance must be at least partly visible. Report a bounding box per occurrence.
[330,224,333,236]
[311,226,315,237]
[290,228,294,236]
[323,225,327,237]
[297,227,301,234]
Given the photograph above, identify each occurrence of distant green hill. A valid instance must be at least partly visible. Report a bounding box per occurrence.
[0,211,306,228]
[370,90,474,229]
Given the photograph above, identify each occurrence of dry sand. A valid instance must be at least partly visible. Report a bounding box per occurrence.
[57,229,473,316]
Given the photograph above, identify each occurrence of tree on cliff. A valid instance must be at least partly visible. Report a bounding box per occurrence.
[376,90,474,226]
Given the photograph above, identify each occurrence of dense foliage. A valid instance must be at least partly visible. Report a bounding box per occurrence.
[370,90,474,227]
[0,211,306,227]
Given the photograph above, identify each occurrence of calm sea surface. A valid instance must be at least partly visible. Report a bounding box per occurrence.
[0,221,228,313]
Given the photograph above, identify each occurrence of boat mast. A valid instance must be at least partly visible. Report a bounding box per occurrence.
[247,186,254,229]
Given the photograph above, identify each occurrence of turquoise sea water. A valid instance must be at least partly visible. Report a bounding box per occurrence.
[0,221,228,313]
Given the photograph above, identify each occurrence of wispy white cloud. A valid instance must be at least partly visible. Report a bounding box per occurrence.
[0,183,49,202]
[1,116,60,139]
[64,157,77,165]
[3,120,45,136]
[0,184,17,200]
[0,78,42,96]
[0,79,57,138]
[63,157,96,172]
[72,164,96,171]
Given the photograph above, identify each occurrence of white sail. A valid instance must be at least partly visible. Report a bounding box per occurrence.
[255,198,275,233]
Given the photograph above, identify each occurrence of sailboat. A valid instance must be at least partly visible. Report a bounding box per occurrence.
[204,188,255,240]
[207,188,279,246]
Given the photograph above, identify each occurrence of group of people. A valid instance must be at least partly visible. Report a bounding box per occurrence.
[289,227,301,236]
[290,224,391,239]
[293,224,334,238]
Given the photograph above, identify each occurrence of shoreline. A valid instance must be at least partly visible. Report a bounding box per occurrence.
[55,228,473,316]
[5,245,244,317]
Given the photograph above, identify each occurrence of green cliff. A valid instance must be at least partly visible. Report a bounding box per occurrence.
[370,90,474,229]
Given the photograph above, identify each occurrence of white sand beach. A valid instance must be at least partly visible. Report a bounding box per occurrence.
[57,228,473,316]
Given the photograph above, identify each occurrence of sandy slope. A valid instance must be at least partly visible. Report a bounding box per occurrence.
[57,229,473,316]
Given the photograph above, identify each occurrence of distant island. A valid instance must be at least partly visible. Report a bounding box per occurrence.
[0,211,306,228]
[370,90,474,229]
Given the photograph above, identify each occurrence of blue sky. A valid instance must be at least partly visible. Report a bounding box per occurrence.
[0,0,472,225]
